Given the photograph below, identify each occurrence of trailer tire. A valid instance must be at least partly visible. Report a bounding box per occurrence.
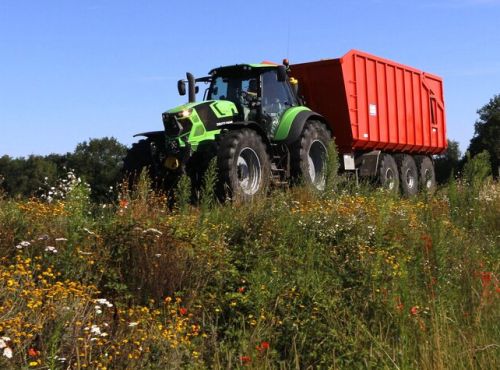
[416,155,436,193]
[290,120,331,191]
[217,129,270,202]
[397,154,419,197]
[378,153,399,193]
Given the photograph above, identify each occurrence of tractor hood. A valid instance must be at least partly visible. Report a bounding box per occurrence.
[162,100,239,139]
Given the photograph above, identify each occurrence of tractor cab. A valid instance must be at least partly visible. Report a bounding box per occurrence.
[207,64,299,135]
[175,64,299,138]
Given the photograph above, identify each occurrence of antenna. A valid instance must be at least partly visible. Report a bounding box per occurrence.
[286,22,290,60]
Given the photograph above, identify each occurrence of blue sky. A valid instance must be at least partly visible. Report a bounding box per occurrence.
[0,0,499,157]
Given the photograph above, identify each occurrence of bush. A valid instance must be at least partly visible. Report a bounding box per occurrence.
[0,168,498,369]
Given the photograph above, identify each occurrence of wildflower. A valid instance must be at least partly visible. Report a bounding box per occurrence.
[45,246,58,253]
[179,307,188,316]
[128,322,139,327]
[238,287,246,293]
[29,361,38,367]
[90,325,102,335]
[256,341,270,352]
[410,306,419,316]
[28,348,40,357]
[3,347,13,359]
[15,241,31,249]
[119,199,129,209]
[95,298,113,308]
[240,355,252,365]
[0,337,10,347]
[480,272,492,287]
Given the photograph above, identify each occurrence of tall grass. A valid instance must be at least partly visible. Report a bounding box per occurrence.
[0,160,498,369]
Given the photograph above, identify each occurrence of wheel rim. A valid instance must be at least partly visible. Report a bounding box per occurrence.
[236,147,262,195]
[307,140,327,190]
[405,168,416,189]
[385,168,396,190]
[424,168,433,189]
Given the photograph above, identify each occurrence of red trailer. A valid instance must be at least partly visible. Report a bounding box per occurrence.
[291,50,447,194]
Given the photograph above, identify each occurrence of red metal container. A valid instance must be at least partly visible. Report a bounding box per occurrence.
[291,50,447,155]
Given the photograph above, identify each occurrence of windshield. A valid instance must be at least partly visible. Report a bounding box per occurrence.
[207,73,258,102]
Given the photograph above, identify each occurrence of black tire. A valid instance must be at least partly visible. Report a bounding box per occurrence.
[378,153,399,193]
[122,139,155,185]
[416,155,436,193]
[290,120,331,191]
[217,129,270,201]
[396,154,418,197]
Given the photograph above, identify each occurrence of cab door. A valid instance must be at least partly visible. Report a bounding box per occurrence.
[260,70,298,135]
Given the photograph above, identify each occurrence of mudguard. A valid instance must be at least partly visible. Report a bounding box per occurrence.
[133,131,165,141]
[275,109,330,145]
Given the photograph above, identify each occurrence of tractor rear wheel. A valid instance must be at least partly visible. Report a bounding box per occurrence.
[378,153,399,193]
[217,129,270,201]
[123,139,155,186]
[290,120,331,191]
[397,154,418,197]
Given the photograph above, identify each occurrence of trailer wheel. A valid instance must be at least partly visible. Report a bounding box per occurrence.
[397,154,418,197]
[290,120,331,191]
[217,129,270,201]
[416,155,436,193]
[378,153,399,193]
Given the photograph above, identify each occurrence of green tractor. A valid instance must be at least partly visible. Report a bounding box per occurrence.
[124,61,332,200]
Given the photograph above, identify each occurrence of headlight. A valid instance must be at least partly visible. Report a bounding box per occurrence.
[178,109,193,118]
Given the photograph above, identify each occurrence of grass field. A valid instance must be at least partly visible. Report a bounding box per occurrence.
[0,163,498,369]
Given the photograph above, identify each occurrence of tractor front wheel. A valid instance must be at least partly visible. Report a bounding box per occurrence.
[217,129,270,201]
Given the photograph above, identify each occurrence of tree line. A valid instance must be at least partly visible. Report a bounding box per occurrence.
[0,94,498,201]
[435,94,499,182]
[0,137,127,202]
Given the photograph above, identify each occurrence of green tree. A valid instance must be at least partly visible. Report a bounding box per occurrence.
[67,137,127,201]
[434,139,462,183]
[467,94,500,177]
[0,155,59,197]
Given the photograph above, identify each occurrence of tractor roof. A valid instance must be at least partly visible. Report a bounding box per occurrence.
[209,63,278,75]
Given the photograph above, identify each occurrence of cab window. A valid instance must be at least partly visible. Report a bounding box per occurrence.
[261,70,297,116]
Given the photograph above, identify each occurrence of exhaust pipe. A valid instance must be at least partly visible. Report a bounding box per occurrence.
[186,72,196,103]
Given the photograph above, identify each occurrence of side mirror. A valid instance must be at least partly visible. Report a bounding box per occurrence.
[177,80,186,96]
[195,86,199,94]
[277,65,287,82]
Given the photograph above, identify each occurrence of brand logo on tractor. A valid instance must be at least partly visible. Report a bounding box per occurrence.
[216,120,233,126]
